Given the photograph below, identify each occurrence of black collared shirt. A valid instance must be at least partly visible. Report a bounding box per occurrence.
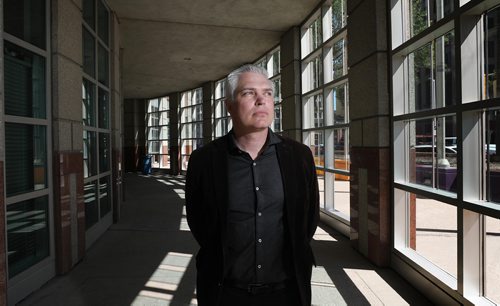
[225,129,291,284]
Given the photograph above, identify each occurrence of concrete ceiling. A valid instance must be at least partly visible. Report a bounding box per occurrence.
[107,0,321,99]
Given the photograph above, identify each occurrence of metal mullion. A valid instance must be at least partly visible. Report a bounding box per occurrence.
[3,32,48,58]
[5,189,50,206]
[4,115,48,126]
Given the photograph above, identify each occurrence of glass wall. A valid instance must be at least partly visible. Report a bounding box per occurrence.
[82,0,112,231]
[3,0,52,281]
[301,0,349,220]
[392,1,500,303]
[255,47,282,133]
[213,79,231,139]
[180,88,203,171]
[147,97,170,169]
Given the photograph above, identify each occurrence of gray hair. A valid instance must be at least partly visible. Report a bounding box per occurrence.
[225,64,270,102]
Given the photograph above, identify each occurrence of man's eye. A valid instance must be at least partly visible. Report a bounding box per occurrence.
[242,91,254,96]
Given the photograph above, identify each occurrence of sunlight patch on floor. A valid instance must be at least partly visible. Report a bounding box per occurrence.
[132,252,197,306]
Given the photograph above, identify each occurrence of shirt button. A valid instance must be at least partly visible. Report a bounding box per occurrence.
[258,238,262,243]
[253,162,256,166]
[257,265,262,269]
[257,212,262,216]
[255,187,259,191]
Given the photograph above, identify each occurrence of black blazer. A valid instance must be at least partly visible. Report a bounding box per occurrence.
[186,133,319,306]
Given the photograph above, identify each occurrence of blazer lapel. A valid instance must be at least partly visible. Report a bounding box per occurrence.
[276,141,296,233]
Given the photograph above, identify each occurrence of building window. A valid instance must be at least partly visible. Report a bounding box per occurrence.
[3,0,51,280]
[180,88,203,171]
[82,0,111,230]
[147,97,170,169]
[392,1,500,304]
[213,79,231,138]
[302,1,350,221]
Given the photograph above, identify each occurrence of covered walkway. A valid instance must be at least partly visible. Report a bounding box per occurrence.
[18,173,431,306]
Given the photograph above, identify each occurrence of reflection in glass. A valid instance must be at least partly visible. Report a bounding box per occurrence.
[409,116,457,192]
[99,133,110,172]
[148,99,159,113]
[485,216,500,304]
[83,0,95,29]
[486,7,500,99]
[5,124,47,196]
[82,80,95,126]
[4,42,46,119]
[410,0,453,37]
[274,105,282,132]
[98,43,108,86]
[332,39,345,80]
[99,176,111,217]
[409,32,455,112]
[98,89,109,129]
[83,28,95,77]
[7,196,49,278]
[486,110,500,203]
[4,0,46,49]
[84,181,98,229]
[412,194,457,278]
[83,131,97,178]
[334,129,349,170]
[332,0,347,34]
[97,0,109,44]
[311,56,323,90]
[310,18,322,50]
[304,131,325,168]
[273,78,281,104]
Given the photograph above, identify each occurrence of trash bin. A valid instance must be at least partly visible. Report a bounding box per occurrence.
[142,155,152,175]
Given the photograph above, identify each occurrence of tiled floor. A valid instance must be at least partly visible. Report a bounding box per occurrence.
[18,173,431,306]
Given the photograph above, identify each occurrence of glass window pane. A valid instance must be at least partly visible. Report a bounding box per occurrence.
[326,83,347,125]
[4,42,46,119]
[7,196,49,278]
[412,194,457,278]
[4,0,46,49]
[410,0,454,37]
[273,105,282,132]
[83,28,95,77]
[83,0,95,29]
[160,126,169,139]
[148,99,159,113]
[84,181,98,229]
[83,131,97,178]
[318,172,325,208]
[5,124,47,197]
[410,116,457,192]
[332,39,345,80]
[82,79,95,126]
[486,7,500,99]
[485,215,500,303]
[304,131,325,168]
[97,0,109,44]
[273,78,281,104]
[159,98,169,111]
[303,94,324,129]
[99,176,111,217]
[98,89,109,129]
[310,18,322,50]
[408,32,455,112]
[99,133,110,172]
[98,43,108,86]
[160,140,169,154]
[334,128,349,170]
[332,0,346,34]
[486,110,500,203]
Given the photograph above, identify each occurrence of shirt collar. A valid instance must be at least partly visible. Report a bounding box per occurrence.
[227,128,281,155]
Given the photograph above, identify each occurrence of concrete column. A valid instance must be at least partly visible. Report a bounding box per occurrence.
[0,0,7,303]
[168,93,180,175]
[280,26,302,141]
[202,82,214,145]
[110,12,123,222]
[51,0,86,273]
[123,99,146,172]
[348,0,391,266]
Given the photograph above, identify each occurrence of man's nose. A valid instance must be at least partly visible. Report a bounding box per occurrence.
[255,93,268,105]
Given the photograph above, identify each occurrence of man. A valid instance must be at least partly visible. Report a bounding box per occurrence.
[186,64,319,306]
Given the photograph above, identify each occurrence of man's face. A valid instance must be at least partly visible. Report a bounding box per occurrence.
[226,72,274,134]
